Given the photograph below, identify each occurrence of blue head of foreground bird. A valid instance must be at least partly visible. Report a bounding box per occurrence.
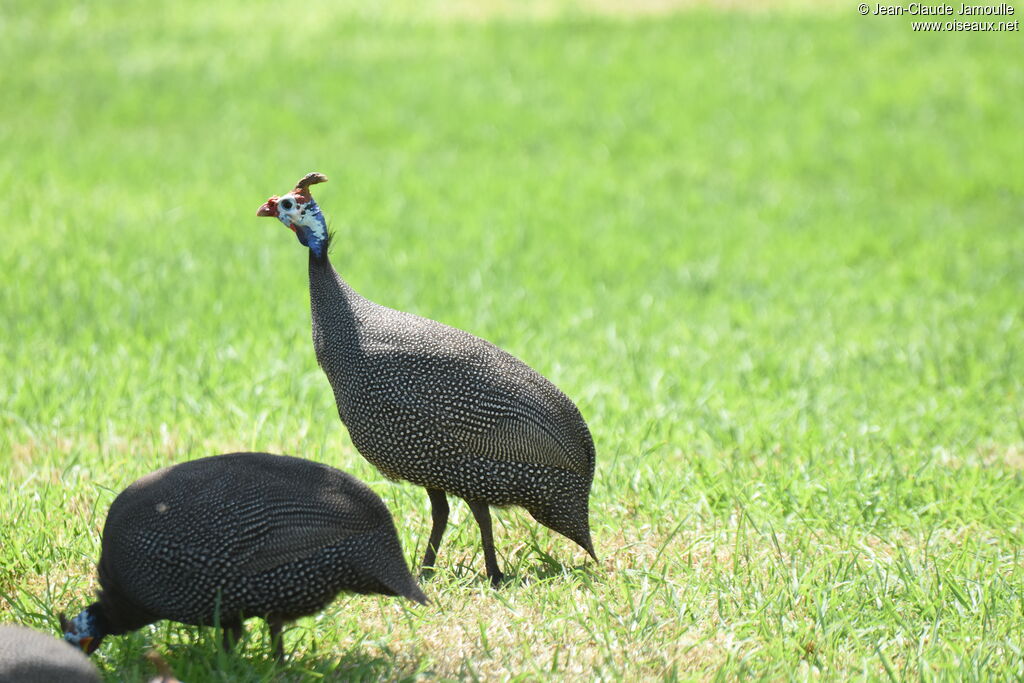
[257,172,598,587]
[60,452,426,659]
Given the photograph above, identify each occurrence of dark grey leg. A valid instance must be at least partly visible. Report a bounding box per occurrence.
[268,618,286,661]
[421,488,450,575]
[468,500,504,587]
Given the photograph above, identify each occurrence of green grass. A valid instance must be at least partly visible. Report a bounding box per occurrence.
[2,0,1023,679]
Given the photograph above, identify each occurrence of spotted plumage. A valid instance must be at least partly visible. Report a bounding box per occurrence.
[0,624,100,683]
[258,173,597,585]
[61,452,426,658]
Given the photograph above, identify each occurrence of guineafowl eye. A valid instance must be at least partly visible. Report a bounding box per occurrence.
[280,197,294,210]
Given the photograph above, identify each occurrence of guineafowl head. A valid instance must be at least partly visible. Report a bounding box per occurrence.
[257,172,330,258]
[60,606,106,655]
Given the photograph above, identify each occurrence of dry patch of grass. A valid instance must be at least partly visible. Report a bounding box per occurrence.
[312,536,734,678]
[931,443,1024,470]
[982,444,1024,470]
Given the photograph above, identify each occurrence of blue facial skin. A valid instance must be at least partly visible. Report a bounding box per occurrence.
[278,196,328,258]
[63,608,102,653]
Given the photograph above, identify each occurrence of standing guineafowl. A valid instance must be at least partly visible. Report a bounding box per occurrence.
[0,624,101,683]
[257,173,597,586]
[60,452,426,659]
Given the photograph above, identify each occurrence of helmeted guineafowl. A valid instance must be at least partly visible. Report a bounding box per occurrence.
[257,173,597,586]
[60,452,426,658]
[0,624,101,683]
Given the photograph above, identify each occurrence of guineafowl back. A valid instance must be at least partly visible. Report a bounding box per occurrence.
[0,624,101,683]
[97,452,423,631]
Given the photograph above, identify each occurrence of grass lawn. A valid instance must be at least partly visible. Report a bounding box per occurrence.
[1,0,1022,679]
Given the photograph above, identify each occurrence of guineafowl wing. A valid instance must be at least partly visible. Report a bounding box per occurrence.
[236,496,385,574]
[358,339,594,479]
[450,377,594,479]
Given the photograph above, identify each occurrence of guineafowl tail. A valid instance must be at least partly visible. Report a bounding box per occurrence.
[350,529,429,605]
[567,521,597,561]
[578,528,598,562]
[529,495,597,562]
[382,568,429,606]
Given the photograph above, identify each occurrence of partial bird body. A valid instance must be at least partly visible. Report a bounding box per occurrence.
[0,624,100,683]
[62,452,425,657]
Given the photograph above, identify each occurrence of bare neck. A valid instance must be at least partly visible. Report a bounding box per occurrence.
[308,250,369,369]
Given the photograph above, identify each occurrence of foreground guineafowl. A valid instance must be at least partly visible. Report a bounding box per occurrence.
[257,173,597,586]
[60,452,426,658]
[0,624,101,683]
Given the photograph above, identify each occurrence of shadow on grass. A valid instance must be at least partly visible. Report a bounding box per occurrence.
[91,625,429,682]
[509,534,607,588]
[429,544,604,590]
[5,588,430,682]
[0,607,425,682]
[508,556,605,591]
[266,648,418,682]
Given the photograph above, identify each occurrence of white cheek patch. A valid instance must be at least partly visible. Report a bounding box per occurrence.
[275,194,301,227]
